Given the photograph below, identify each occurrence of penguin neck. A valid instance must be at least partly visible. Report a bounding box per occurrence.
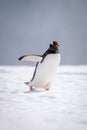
[42,48,60,62]
[48,47,60,55]
[50,48,60,54]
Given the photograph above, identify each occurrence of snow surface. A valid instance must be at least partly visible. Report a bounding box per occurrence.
[0,65,87,130]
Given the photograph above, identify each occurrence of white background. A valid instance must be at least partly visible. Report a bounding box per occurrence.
[0,66,87,130]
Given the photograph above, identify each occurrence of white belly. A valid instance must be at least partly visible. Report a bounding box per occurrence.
[30,54,61,88]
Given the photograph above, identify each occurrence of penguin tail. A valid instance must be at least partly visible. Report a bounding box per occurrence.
[24,81,30,85]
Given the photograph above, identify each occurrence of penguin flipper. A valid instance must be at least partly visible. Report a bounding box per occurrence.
[18,55,42,62]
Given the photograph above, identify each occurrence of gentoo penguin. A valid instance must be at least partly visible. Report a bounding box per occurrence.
[19,41,61,91]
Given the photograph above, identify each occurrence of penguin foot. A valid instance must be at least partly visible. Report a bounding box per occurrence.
[45,88,49,91]
[44,83,50,91]
[29,86,34,91]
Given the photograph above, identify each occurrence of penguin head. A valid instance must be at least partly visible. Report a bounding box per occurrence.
[49,41,59,52]
[53,41,59,48]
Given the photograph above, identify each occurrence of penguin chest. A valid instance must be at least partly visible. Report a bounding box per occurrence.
[31,54,60,88]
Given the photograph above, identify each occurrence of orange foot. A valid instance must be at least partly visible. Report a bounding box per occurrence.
[45,88,49,91]
[44,83,50,91]
[29,86,34,91]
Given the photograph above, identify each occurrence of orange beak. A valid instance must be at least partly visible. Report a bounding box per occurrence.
[56,43,60,48]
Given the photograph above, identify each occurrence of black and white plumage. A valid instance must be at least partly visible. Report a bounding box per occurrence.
[19,41,61,91]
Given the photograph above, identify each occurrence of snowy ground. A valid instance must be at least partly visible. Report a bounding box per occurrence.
[0,65,87,130]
